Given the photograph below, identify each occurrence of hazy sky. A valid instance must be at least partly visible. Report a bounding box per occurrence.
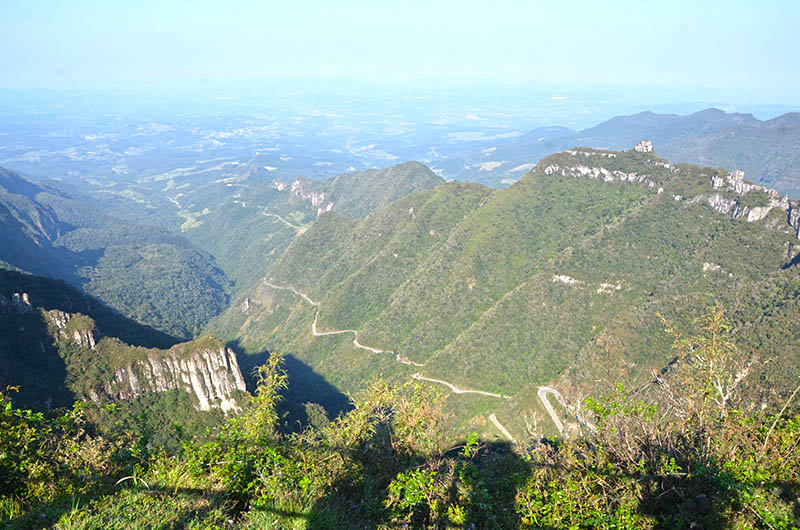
[2,0,798,102]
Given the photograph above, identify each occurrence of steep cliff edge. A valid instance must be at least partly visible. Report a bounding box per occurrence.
[44,308,248,413]
[0,270,247,413]
[537,141,800,241]
[98,339,246,413]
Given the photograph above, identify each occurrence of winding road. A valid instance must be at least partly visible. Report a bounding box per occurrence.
[412,373,510,399]
[537,386,597,436]
[490,413,515,442]
[537,387,566,435]
[261,281,517,440]
[262,211,304,230]
[311,312,389,354]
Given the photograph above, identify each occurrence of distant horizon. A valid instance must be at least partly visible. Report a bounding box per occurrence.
[2,79,799,131]
[2,1,798,103]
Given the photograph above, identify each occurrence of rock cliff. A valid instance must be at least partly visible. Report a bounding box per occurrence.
[273,177,334,217]
[99,342,246,413]
[538,142,800,239]
[36,302,249,413]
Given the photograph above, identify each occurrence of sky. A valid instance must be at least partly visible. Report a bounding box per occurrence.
[1,0,799,103]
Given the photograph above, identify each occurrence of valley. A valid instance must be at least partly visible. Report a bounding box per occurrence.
[4,1,800,525]
[3,100,800,527]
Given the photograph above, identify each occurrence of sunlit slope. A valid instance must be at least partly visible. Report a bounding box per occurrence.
[209,145,800,437]
[186,161,444,291]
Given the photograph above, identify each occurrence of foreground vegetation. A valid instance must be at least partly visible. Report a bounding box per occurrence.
[1,310,798,529]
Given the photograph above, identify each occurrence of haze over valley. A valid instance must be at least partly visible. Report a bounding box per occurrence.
[2,1,800,528]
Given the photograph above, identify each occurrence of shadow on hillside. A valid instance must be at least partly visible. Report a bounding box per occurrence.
[226,340,354,431]
[0,309,74,410]
[782,251,800,270]
[0,268,181,349]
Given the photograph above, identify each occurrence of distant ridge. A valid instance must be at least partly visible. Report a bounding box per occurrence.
[451,109,800,197]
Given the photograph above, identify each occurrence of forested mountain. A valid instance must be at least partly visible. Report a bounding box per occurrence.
[186,160,444,290]
[0,269,246,450]
[209,142,800,440]
[0,167,231,337]
[0,268,247,431]
[452,109,800,196]
[4,144,800,529]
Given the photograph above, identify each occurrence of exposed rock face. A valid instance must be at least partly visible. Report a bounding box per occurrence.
[101,345,247,413]
[290,179,333,216]
[272,177,334,217]
[541,144,800,239]
[543,162,660,190]
[41,306,248,413]
[0,292,33,314]
[45,309,98,349]
[694,169,799,234]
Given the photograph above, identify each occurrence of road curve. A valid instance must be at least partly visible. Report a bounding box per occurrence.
[412,373,509,399]
[489,413,515,442]
[537,387,566,435]
[311,312,389,354]
[537,385,597,435]
[264,281,319,306]
[262,211,304,230]
[262,281,513,440]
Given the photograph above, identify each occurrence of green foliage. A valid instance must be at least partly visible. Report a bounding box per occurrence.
[387,469,441,525]
[185,160,443,292]
[81,243,231,338]
[3,319,800,528]
[0,390,135,525]
[243,352,289,441]
[211,147,800,438]
[0,166,232,338]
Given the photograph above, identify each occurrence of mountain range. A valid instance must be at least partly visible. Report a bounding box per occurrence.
[207,142,800,439]
[0,167,231,338]
[3,108,800,444]
[450,108,800,197]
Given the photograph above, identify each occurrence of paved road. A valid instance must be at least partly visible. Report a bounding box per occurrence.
[262,211,304,230]
[411,373,509,399]
[537,386,566,435]
[489,413,515,442]
[263,281,514,441]
[537,385,597,436]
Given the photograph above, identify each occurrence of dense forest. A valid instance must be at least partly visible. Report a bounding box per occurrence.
[2,308,799,528]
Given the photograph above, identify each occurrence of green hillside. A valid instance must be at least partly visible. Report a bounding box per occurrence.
[0,269,176,408]
[186,160,444,291]
[208,145,800,440]
[0,167,232,338]
[0,269,248,452]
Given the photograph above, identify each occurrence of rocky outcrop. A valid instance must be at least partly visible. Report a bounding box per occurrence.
[543,162,663,193]
[101,344,247,413]
[45,309,98,349]
[273,177,334,217]
[0,292,33,314]
[542,143,800,239]
[693,169,800,236]
[41,306,247,413]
